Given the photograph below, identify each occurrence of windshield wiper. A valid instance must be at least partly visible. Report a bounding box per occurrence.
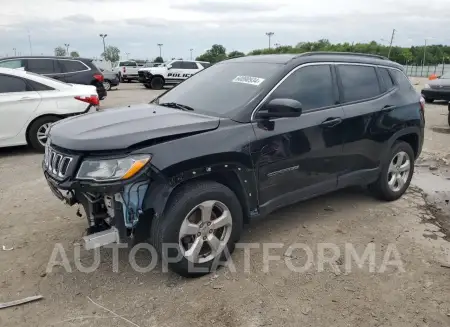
[158,102,195,111]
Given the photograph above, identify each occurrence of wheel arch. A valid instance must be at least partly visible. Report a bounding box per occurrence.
[142,161,258,225]
[25,114,62,145]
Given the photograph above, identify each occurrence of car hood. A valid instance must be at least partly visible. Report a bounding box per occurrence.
[428,78,450,87]
[49,104,220,151]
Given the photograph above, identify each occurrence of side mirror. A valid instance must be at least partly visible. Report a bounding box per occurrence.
[167,65,172,70]
[256,98,302,119]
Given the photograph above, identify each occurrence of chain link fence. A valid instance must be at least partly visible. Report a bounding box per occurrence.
[405,64,449,77]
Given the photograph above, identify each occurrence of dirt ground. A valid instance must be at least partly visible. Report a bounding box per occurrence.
[1,80,450,327]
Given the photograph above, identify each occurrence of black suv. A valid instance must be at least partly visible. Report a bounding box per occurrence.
[0,56,107,100]
[42,52,424,277]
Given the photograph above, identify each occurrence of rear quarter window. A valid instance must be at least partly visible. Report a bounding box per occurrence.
[59,60,88,73]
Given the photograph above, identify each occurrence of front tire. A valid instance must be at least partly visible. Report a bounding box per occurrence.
[370,141,415,201]
[28,116,60,152]
[151,181,243,277]
[150,76,164,90]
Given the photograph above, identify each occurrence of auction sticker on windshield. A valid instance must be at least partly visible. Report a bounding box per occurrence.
[232,75,265,86]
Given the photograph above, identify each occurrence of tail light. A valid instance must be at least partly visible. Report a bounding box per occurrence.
[75,95,100,106]
[420,96,425,113]
[123,67,126,73]
[93,74,104,82]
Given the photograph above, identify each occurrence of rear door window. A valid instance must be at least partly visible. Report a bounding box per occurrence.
[27,59,61,74]
[337,65,382,102]
[0,75,29,93]
[59,60,88,73]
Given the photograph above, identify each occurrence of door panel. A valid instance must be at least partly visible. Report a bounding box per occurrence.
[336,64,391,178]
[0,92,41,141]
[251,106,346,207]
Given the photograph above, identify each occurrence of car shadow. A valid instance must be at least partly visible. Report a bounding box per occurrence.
[0,145,39,158]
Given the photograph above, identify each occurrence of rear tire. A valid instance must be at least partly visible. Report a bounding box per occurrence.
[28,116,60,152]
[369,141,415,201]
[424,97,434,103]
[151,181,243,277]
[150,76,164,90]
[103,80,111,91]
[447,112,450,127]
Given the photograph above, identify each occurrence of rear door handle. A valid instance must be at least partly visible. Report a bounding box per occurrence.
[383,105,396,111]
[320,117,342,128]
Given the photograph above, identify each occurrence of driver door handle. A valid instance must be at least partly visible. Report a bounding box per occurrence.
[320,117,342,128]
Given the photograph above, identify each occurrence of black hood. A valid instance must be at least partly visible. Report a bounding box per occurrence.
[49,104,220,151]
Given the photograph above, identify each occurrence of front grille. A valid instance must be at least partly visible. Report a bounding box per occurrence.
[44,145,73,179]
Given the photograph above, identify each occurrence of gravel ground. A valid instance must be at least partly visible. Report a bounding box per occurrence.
[0,79,450,327]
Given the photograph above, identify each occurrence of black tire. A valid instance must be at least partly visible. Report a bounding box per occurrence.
[424,97,434,103]
[119,74,124,83]
[448,112,450,127]
[151,181,243,277]
[143,83,152,89]
[369,141,415,201]
[28,116,60,152]
[150,76,164,90]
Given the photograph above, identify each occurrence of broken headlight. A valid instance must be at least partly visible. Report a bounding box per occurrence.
[76,155,150,182]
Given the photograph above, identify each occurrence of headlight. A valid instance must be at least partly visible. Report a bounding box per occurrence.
[76,154,151,181]
[424,84,431,89]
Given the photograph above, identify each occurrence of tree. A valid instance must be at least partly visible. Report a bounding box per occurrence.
[154,56,164,63]
[228,50,245,58]
[54,46,66,56]
[101,45,120,63]
[196,44,227,63]
[70,51,80,58]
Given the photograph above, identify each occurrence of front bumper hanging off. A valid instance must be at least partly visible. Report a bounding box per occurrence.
[43,148,150,250]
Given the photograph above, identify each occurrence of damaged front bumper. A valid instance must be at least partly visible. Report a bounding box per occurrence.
[43,148,154,250]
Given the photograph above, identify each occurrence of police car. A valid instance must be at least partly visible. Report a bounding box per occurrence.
[138,59,211,89]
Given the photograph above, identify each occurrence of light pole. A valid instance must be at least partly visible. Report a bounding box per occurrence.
[190,48,193,60]
[157,43,163,59]
[13,48,16,56]
[266,32,274,49]
[125,52,130,59]
[387,28,396,59]
[64,43,70,56]
[27,28,32,55]
[422,37,432,77]
[99,34,107,57]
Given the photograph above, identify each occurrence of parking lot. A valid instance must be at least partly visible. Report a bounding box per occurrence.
[1,79,450,327]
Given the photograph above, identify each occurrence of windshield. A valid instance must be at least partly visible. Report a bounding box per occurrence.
[440,72,450,79]
[156,62,281,117]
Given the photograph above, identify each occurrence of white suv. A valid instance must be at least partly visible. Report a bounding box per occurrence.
[138,60,211,89]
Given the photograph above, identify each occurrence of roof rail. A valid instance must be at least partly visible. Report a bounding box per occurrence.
[299,52,388,60]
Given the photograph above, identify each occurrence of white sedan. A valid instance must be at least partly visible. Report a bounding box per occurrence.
[0,67,100,152]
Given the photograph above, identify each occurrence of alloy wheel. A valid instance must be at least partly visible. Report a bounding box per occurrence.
[178,200,233,264]
[387,151,411,192]
[37,123,51,146]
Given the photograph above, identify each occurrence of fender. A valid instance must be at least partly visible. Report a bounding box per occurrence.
[142,162,259,221]
[384,126,422,160]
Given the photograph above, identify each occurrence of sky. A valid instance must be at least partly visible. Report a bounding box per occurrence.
[1,0,449,61]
